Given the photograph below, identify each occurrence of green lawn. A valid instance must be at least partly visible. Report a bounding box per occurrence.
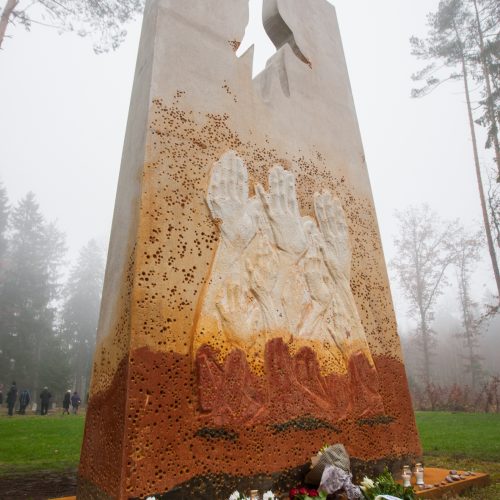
[415,411,500,462]
[0,414,85,474]
[415,412,500,499]
[0,411,499,499]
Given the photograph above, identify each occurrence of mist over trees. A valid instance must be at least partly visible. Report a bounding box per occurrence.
[391,205,459,387]
[61,240,104,396]
[411,0,500,297]
[0,0,145,52]
[393,204,499,412]
[0,185,104,404]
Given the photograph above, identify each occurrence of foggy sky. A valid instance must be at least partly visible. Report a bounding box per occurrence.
[0,0,496,333]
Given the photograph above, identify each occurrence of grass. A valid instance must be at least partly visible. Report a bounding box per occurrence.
[416,411,500,499]
[0,414,85,475]
[0,411,498,498]
[415,411,500,462]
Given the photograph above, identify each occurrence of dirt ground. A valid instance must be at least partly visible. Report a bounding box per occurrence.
[0,469,77,499]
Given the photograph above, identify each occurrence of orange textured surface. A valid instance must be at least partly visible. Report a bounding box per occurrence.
[79,347,420,498]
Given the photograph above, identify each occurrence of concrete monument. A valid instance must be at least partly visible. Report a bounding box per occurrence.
[78,0,421,498]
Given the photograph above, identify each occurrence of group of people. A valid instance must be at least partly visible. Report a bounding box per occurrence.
[62,390,82,415]
[0,381,81,416]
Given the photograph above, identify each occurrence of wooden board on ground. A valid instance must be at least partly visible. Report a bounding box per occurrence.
[412,467,490,498]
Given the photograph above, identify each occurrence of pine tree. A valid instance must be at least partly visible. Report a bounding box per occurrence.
[0,182,9,385]
[411,0,500,299]
[0,0,144,52]
[0,192,66,395]
[61,239,104,397]
[0,182,8,264]
[469,0,500,180]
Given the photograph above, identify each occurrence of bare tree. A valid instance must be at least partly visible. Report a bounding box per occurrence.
[453,228,484,389]
[391,205,459,386]
[0,0,144,52]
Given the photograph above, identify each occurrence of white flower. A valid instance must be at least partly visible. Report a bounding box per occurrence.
[146,497,156,500]
[263,491,277,500]
[229,491,241,500]
[360,476,375,491]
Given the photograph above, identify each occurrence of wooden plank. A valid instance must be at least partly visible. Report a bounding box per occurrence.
[410,467,490,498]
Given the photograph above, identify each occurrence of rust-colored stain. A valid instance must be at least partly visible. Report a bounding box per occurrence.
[80,347,419,499]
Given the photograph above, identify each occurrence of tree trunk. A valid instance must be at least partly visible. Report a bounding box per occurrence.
[472,0,500,182]
[0,0,18,50]
[420,314,431,387]
[456,24,500,298]
[458,261,477,389]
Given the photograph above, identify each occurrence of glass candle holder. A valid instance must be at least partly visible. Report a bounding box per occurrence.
[415,463,424,485]
[402,465,412,487]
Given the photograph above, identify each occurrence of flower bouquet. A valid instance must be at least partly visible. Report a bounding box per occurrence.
[359,469,415,500]
[228,490,279,500]
[289,486,327,499]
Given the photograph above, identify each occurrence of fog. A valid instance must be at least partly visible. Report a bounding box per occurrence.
[1,0,498,380]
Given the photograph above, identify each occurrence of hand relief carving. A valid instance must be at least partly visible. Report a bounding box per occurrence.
[216,281,260,348]
[200,150,372,360]
[246,235,281,330]
[313,191,352,282]
[256,165,307,256]
[207,151,257,250]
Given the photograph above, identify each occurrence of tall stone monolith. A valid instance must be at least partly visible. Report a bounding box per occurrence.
[78,0,422,498]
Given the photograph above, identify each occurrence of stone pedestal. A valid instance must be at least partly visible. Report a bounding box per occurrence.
[78,1,421,498]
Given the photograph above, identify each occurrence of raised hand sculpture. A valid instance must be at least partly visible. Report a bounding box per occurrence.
[313,191,351,283]
[303,224,335,308]
[298,220,335,338]
[256,165,307,257]
[216,281,260,348]
[313,191,374,353]
[246,235,281,331]
[207,151,257,251]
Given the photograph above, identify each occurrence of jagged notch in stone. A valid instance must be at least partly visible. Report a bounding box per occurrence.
[262,0,311,68]
[237,0,311,97]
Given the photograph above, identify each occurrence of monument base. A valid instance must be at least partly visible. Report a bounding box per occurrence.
[76,455,416,500]
[70,468,491,500]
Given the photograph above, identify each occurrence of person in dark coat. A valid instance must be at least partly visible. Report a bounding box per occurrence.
[19,389,30,415]
[62,390,71,415]
[71,391,81,414]
[6,382,17,416]
[40,387,52,415]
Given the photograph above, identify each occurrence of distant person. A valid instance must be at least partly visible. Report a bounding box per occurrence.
[71,391,81,414]
[40,386,52,415]
[6,382,17,416]
[62,390,71,415]
[19,389,31,415]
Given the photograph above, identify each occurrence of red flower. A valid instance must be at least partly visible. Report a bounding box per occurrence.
[299,488,308,495]
[309,490,319,497]
[289,487,299,499]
